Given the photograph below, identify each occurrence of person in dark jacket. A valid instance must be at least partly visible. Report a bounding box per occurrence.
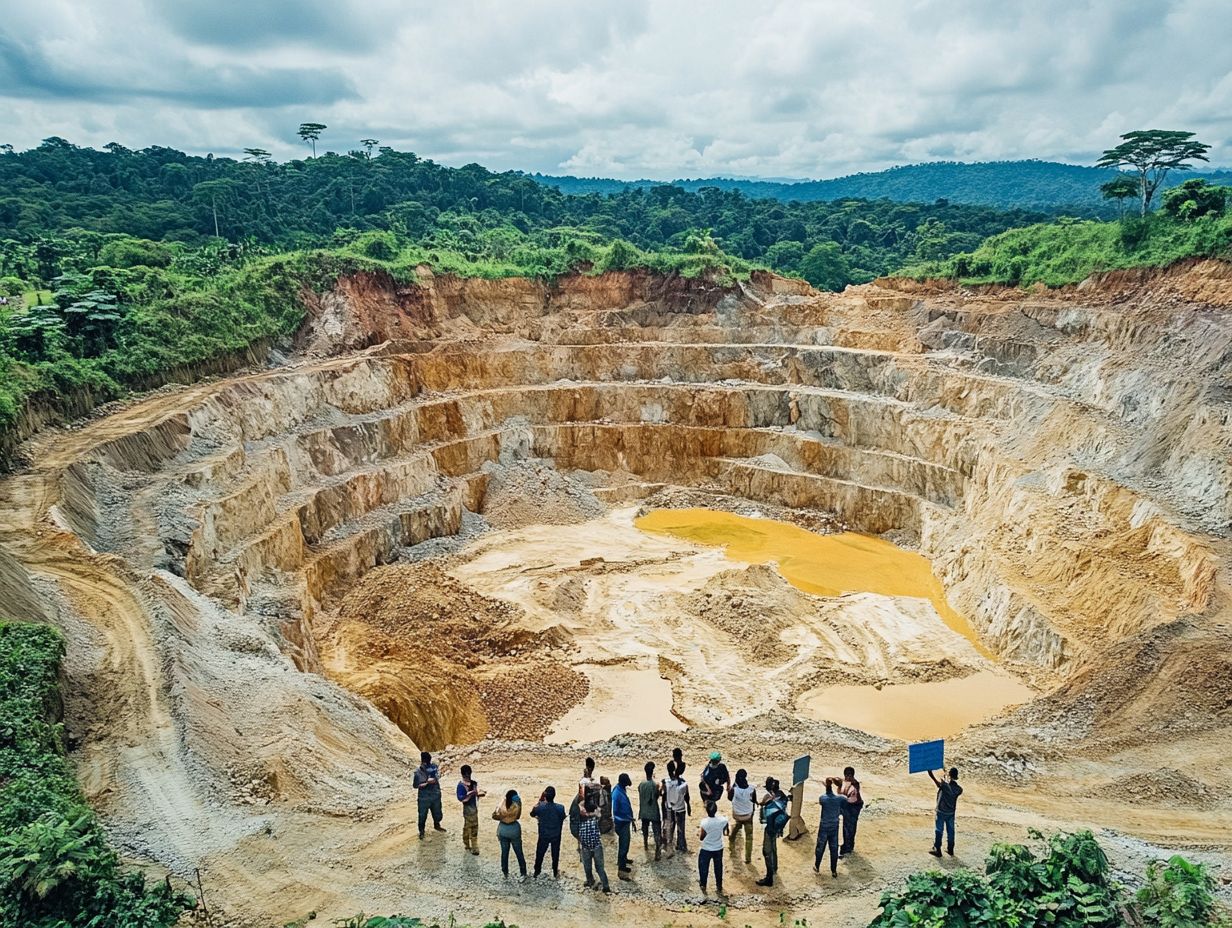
[814,777,846,877]
[613,772,635,879]
[530,786,566,878]
[413,751,445,839]
[638,761,663,859]
[928,767,963,857]
[839,765,864,857]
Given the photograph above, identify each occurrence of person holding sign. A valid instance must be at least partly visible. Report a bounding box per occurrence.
[928,767,962,857]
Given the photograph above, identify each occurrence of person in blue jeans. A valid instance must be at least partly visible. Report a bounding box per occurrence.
[413,751,445,839]
[530,786,566,878]
[613,772,635,880]
[814,777,847,877]
[928,767,963,857]
[492,789,527,880]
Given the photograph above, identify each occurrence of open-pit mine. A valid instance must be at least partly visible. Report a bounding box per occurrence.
[1,265,1230,927]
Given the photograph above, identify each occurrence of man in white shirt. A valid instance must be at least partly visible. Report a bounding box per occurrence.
[696,800,730,895]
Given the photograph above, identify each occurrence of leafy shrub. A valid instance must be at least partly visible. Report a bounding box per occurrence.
[1133,855,1228,928]
[0,621,193,927]
[872,829,1120,928]
[1162,180,1230,221]
[97,237,174,269]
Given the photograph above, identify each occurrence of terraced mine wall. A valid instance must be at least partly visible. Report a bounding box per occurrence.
[4,263,1231,754]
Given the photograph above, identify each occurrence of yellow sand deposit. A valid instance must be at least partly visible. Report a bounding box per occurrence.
[635,508,985,651]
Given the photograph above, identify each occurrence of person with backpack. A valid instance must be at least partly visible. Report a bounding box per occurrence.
[492,788,527,881]
[727,768,758,865]
[699,751,730,809]
[756,777,788,887]
[578,795,611,893]
[928,767,963,857]
[697,800,730,895]
[455,764,486,855]
[530,785,566,879]
[613,772,635,879]
[664,760,692,855]
[597,775,614,836]
[839,765,864,857]
[814,777,846,878]
[413,751,445,839]
[638,761,663,860]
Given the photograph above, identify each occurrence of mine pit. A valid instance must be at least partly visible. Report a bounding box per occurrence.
[2,266,1230,926]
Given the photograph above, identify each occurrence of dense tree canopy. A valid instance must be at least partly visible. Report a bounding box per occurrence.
[0,138,1047,288]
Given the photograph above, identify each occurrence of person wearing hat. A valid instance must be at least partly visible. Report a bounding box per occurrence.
[699,751,731,810]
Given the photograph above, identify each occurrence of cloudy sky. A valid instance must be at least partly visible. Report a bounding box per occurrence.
[0,0,1228,179]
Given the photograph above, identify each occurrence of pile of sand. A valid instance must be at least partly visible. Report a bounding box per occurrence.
[481,458,606,529]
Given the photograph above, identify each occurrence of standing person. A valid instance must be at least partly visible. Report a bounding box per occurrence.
[699,752,731,809]
[530,786,566,879]
[413,751,445,839]
[697,800,730,895]
[662,748,684,822]
[597,776,614,836]
[613,773,635,879]
[455,764,485,855]
[492,789,527,881]
[638,762,663,860]
[814,777,845,878]
[578,757,597,801]
[727,769,758,865]
[839,766,864,857]
[928,767,963,857]
[665,761,692,855]
[756,777,788,887]
[578,796,611,893]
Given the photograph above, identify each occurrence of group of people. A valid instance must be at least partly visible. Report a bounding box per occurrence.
[411,749,963,896]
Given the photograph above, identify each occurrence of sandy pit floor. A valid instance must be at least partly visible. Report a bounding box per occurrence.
[448,506,1016,739]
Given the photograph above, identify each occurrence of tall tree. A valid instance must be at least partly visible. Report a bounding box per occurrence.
[360,138,380,160]
[296,123,327,158]
[1096,130,1211,215]
[243,148,272,164]
[1099,175,1139,219]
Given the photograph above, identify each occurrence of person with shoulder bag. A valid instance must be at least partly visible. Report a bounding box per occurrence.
[727,768,758,865]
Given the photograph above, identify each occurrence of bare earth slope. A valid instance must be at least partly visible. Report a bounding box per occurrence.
[0,264,1229,926]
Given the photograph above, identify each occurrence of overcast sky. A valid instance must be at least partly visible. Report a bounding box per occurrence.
[0,0,1228,179]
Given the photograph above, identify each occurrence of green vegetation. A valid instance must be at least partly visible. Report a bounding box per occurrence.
[872,829,1229,928]
[0,621,193,927]
[0,138,1045,284]
[901,211,1232,287]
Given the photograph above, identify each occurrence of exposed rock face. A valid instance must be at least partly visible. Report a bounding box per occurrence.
[1,265,1229,912]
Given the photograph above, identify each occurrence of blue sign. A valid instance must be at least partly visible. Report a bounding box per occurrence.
[792,755,811,786]
[909,739,945,774]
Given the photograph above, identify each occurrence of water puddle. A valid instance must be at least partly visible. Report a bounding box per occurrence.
[798,670,1034,740]
[635,508,988,655]
[545,663,685,744]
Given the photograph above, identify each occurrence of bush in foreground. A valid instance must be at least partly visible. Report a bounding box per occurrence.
[0,621,193,927]
[872,828,1229,928]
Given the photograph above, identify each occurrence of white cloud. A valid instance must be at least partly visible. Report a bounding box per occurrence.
[0,0,1226,177]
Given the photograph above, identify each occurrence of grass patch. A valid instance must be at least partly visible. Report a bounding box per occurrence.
[899,213,1232,287]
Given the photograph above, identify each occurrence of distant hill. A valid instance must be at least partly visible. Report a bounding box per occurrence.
[532,160,1232,213]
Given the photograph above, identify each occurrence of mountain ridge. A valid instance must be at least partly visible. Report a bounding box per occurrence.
[531,159,1232,213]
